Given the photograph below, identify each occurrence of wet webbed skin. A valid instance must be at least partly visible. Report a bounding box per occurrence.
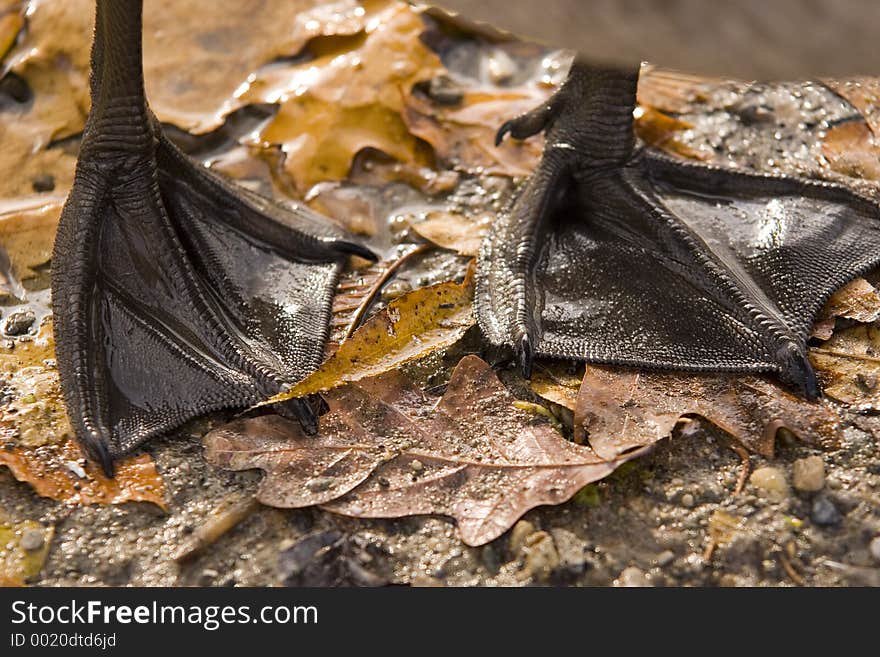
[52,0,375,474]
[477,61,880,398]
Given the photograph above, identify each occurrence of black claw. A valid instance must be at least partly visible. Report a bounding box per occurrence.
[98,451,115,479]
[274,397,319,435]
[495,120,514,147]
[518,334,534,379]
[776,342,822,402]
[82,432,115,478]
[331,239,379,262]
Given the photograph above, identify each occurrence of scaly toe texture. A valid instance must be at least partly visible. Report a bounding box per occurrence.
[52,0,373,473]
[476,60,880,399]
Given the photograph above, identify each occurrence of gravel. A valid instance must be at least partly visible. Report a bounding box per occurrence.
[811,496,843,526]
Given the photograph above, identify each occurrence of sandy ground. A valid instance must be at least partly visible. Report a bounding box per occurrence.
[3,388,878,587]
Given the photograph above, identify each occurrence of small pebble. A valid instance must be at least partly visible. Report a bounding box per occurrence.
[65,460,87,479]
[749,466,789,500]
[19,529,44,552]
[616,566,651,587]
[680,493,695,508]
[4,311,35,336]
[410,459,424,473]
[199,568,219,585]
[869,537,880,563]
[549,528,589,577]
[792,456,825,492]
[811,496,842,526]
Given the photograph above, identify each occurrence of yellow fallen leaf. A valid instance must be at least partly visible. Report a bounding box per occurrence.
[403,87,548,177]
[634,106,707,161]
[267,264,475,402]
[823,77,880,138]
[2,0,92,144]
[143,0,345,133]
[636,65,716,115]
[822,120,880,181]
[0,1,367,200]
[0,0,88,199]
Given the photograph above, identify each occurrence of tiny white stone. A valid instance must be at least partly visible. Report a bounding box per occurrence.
[65,460,87,479]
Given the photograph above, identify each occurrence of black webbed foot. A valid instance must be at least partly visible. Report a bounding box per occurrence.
[477,59,880,400]
[52,0,375,475]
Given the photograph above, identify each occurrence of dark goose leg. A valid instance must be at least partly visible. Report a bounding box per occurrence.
[477,59,880,398]
[52,0,375,475]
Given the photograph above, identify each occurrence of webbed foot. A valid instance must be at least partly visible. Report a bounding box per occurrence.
[477,59,880,399]
[52,0,375,474]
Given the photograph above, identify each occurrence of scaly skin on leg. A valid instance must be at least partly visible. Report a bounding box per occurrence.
[477,59,880,399]
[52,0,375,475]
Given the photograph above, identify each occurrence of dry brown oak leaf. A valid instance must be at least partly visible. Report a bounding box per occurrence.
[205,355,636,546]
[574,366,840,461]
